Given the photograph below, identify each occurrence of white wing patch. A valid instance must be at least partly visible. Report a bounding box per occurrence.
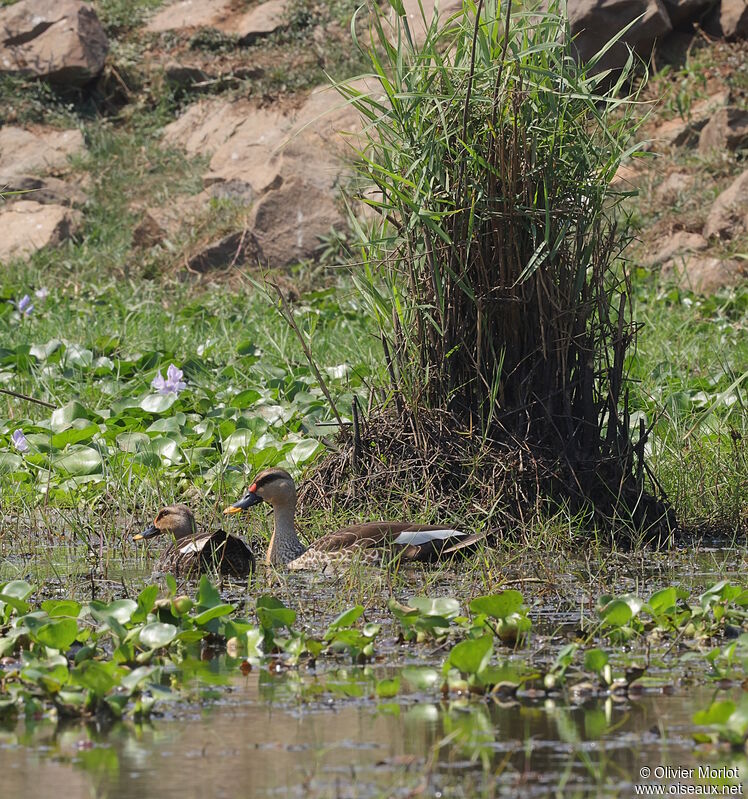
[179,538,211,555]
[393,529,466,546]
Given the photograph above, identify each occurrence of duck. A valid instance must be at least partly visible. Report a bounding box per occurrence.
[133,504,255,579]
[223,468,483,570]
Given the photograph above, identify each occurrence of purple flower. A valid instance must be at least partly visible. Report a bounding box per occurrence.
[152,364,187,396]
[16,295,33,317]
[11,429,29,453]
[34,287,49,300]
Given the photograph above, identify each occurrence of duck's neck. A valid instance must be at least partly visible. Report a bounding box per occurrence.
[267,500,305,566]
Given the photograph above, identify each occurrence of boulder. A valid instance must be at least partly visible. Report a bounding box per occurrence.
[662,255,745,293]
[642,230,708,266]
[0,0,108,85]
[653,171,693,204]
[0,174,85,206]
[251,177,341,266]
[698,107,748,153]
[162,98,247,157]
[235,0,289,43]
[0,126,84,177]
[703,169,748,241]
[0,200,81,261]
[187,230,259,273]
[145,0,232,33]
[568,0,672,73]
[704,0,748,38]
[662,0,716,25]
[649,90,729,150]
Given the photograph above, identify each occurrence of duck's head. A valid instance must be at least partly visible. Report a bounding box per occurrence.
[223,468,296,514]
[133,504,197,542]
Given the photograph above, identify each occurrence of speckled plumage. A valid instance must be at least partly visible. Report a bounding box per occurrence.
[136,504,255,579]
[225,469,485,570]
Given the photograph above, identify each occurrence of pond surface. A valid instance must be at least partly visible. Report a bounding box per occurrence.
[1,545,746,798]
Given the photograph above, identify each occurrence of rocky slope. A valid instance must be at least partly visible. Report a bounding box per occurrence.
[0,0,745,292]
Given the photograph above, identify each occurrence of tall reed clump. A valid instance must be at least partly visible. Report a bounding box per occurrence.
[310,0,673,541]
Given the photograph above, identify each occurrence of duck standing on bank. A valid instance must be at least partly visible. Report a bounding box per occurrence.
[223,468,484,570]
[133,504,255,578]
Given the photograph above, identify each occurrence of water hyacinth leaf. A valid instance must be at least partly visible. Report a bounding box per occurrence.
[469,591,524,619]
[230,389,262,408]
[0,580,33,601]
[51,400,91,432]
[256,596,296,629]
[41,600,82,618]
[193,604,235,625]
[0,453,23,473]
[22,661,70,693]
[140,393,177,414]
[601,599,633,627]
[133,585,159,623]
[223,429,256,459]
[584,648,609,673]
[326,605,364,635]
[52,447,102,476]
[64,344,94,368]
[196,575,222,609]
[120,665,158,692]
[287,439,323,466]
[376,677,400,698]
[99,599,138,625]
[401,666,440,691]
[51,424,100,449]
[410,596,461,618]
[693,700,736,726]
[446,635,493,677]
[71,660,121,696]
[29,339,62,360]
[33,618,79,650]
[139,622,177,649]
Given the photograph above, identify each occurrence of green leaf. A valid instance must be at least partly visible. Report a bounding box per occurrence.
[601,599,633,627]
[410,596,461,618]
[41,600,82,618]
[325,605,364,635]
[50,400,91,432]
[71,660,120,697]
[52,446,102,476]
[193,604,235,625]
[401,666,440,690]
[139,622,177,649]
[693,700,736,726]
[140,393,177,414]
[33,619,79,650]
[196,575,222,609]
[376,677,400,698]
[584,648,609,674]
[51,424,99,449]
[256,596,296,629]
[469,591,524,620]
[446,635,493,677]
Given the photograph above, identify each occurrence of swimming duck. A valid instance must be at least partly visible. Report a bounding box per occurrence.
[133,504,255,579]
[223,468,482,569]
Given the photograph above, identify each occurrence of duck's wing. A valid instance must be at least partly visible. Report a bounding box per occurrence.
[309,522,476,561]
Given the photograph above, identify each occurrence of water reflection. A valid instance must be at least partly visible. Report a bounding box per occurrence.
[1,672,745,799]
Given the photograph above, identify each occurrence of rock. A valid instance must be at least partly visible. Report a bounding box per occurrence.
[251,177,341,266]
[662,0,716,25]
[703,169,748,241]
[162,98,247,157]
[132,211,167,249]
[653,171,693,204]
[662,255,745,293]
[698,107,748,153]
[568,0,672,73]
[396,0,465,46]
[0,126,84,177]
[643,230,708,266]
[164,63,210,89]
[0,200,81,261]
[235,0,289,43]
[145,0,232,33]
[0,174,85,206]
[650,90,729,150]
[0,0,108,85]
[187,230,259,273]
[610,162,643,188]
[704,0,748,38]
[131,194,206,247]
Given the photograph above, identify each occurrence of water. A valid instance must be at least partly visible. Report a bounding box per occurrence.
[1,546,746,798]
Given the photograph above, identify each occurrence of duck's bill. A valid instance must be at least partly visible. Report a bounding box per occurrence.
[133,523,160,541]
[223,492,262,514]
